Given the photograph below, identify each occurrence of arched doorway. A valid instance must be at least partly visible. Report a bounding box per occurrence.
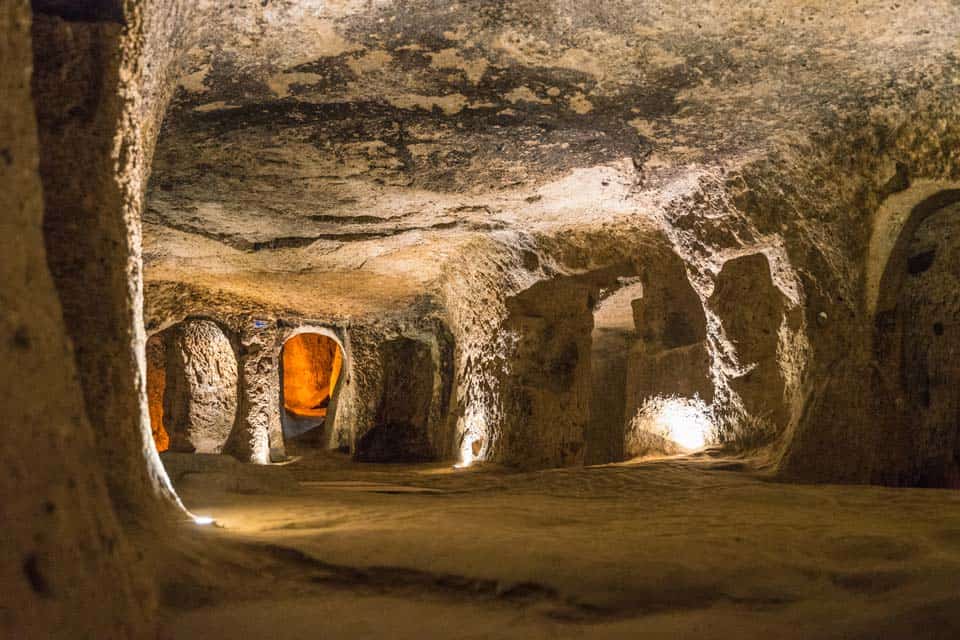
[876,198,960,486]
[280,332,344,449]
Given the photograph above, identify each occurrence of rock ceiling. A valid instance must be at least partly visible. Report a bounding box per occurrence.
[143,0,960,321]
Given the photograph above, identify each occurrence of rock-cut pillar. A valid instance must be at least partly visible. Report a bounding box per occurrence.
[225,321,282,463]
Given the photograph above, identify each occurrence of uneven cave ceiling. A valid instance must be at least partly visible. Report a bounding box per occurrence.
[142,0,960,321]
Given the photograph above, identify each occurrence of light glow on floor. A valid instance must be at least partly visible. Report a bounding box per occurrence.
[454,438,476,468]
[632,395,713,452]
[656,398,711,450]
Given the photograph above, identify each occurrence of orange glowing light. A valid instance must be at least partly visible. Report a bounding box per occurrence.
[146,335,170,452]
[282,334,343,418]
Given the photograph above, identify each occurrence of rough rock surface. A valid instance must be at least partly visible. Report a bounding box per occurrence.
[162,320,239,454]
[497,276,597,468]
[0,2,153,636]
[9,1,960,634]
[873,201,960,487]
[137,0,960,476]
[710,253,791,433]
[617,254,712,456]
[226,321,281,464]
[585,280,643,464]
[896,204,960,485]
[358,337,438,462]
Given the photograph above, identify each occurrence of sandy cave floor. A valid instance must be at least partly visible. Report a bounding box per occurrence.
[157,451,960,639]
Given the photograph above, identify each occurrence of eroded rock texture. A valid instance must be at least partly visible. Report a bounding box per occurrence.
[9,0,960,633]
[134,0,960,482]
[227,321,281,464]
[496,278,596,468]
[624,256,713,457]
[895,204,960,485]
[585,281,643,464]
[873,200,960,486]
[1,2,153,635]
[710,254,790,433]
[161,321,238,454]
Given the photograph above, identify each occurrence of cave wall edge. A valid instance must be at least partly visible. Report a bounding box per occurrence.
[728,96,960,486]
[2,0,173,637]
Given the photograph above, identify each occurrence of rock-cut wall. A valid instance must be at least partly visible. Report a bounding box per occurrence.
[0,2,155,636]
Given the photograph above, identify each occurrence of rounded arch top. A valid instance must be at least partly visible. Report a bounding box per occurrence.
[280,324,347,355]
[867,181,960,315]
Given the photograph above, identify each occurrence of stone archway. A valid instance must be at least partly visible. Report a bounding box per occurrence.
[876,199,960,486]
[279,332,345,449]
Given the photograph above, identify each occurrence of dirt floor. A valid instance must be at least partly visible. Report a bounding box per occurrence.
[156,451,960,639]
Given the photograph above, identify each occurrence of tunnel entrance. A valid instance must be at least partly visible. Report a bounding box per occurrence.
[585,279,644,464]
[280,333,344,449]
[356,337,438,463]
[877,198,960,486]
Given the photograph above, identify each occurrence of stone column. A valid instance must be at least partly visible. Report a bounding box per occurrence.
[226,321,281,463]
[163,320,238,454]
[496,278,595,469]
[31,10,179,524]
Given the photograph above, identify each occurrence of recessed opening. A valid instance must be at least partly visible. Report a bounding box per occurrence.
[876,197,960,485]
[628,395,712,453]
[621,256,715,459]
[146,333,169,453]
[907,248,936,275]
[280,333,344,448]
[586,279,644,464]
[356,337,437,463]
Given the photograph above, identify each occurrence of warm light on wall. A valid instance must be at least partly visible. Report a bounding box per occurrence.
[657,398,711,450]
[631,395,712,452]
[454,446,475,469]
[282,333,343,418]
[146,334,170,452]
[455,411,487,468]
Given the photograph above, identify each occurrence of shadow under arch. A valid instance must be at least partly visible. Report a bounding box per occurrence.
[869,187,960,315]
